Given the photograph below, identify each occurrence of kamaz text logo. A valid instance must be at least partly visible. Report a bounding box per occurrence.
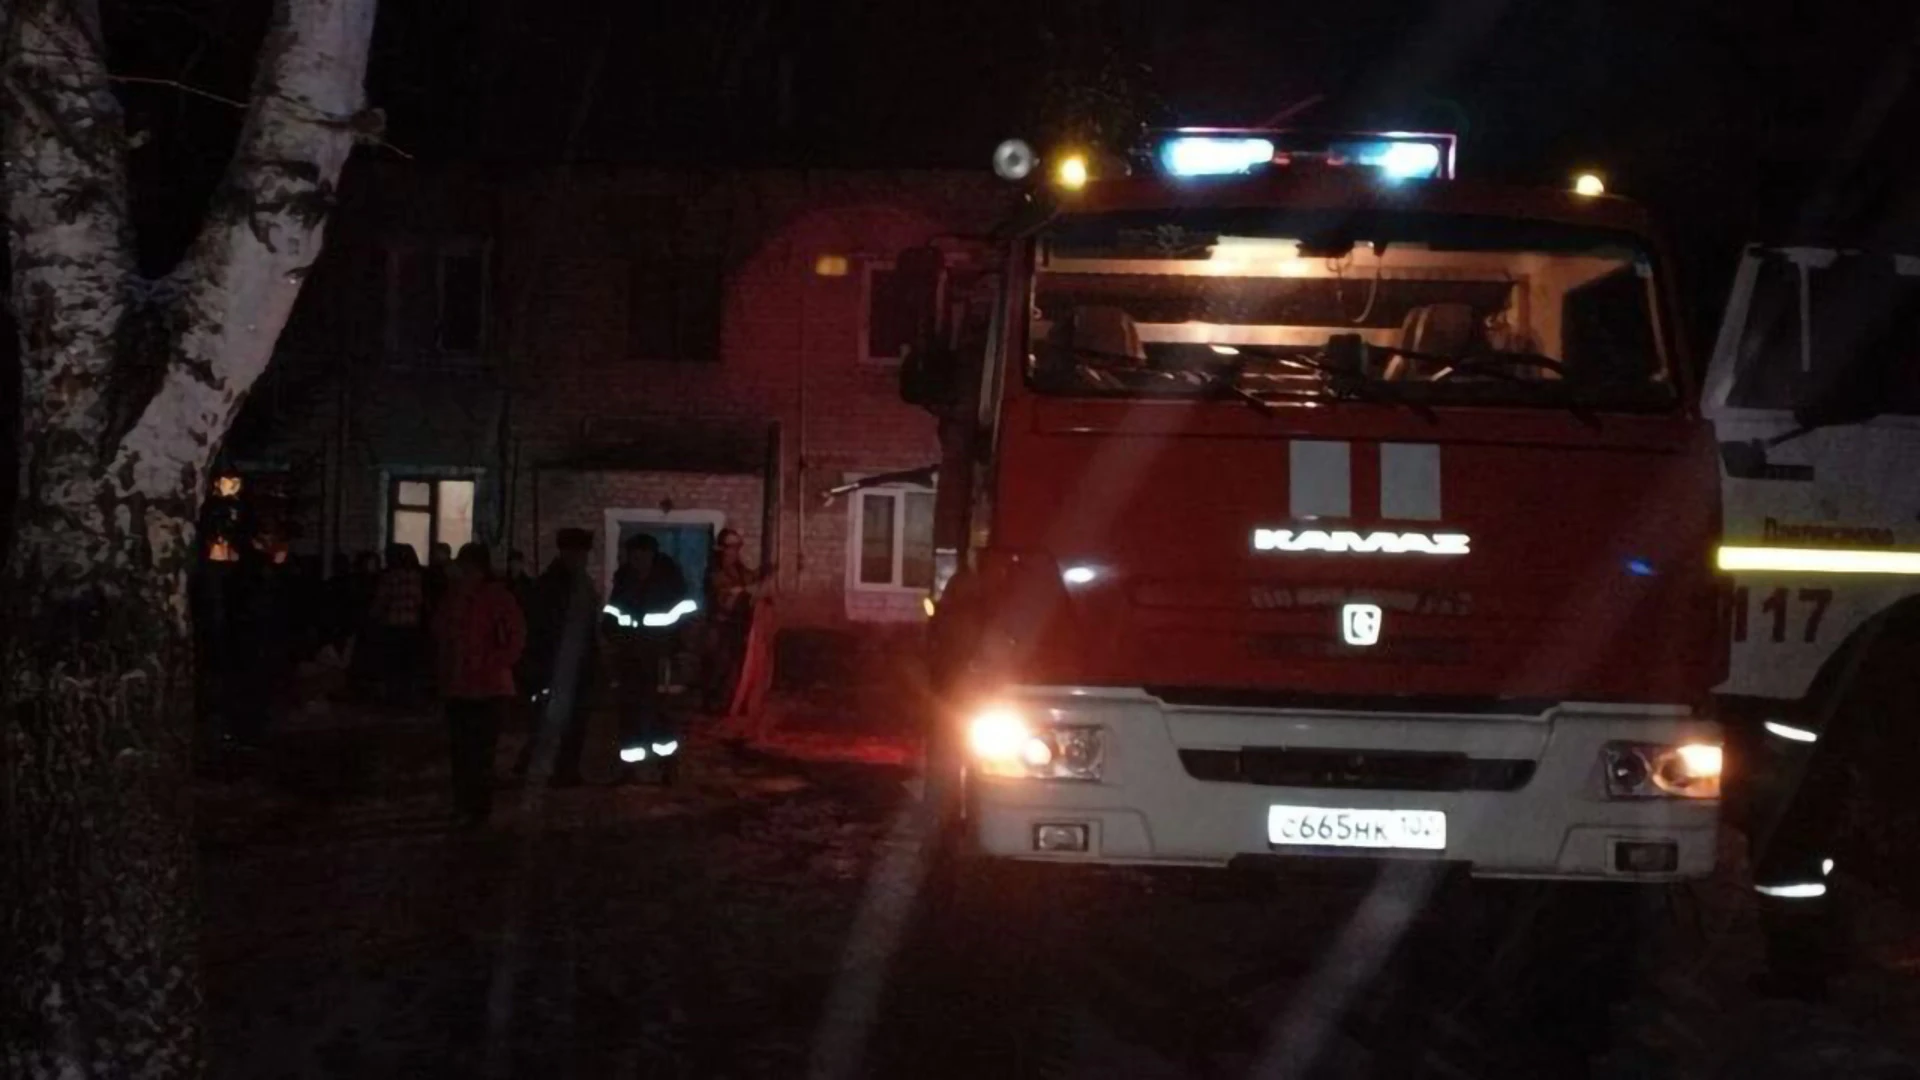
[1253,528,1472,556]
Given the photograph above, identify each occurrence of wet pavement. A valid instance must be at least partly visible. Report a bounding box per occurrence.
[198,704,1920,1078]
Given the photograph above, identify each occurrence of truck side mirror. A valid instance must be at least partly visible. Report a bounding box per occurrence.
[900,339,960,408]
[893,245,944,337]
[893,245,956,409]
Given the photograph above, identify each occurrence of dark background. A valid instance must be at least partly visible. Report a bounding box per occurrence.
[87,0,1920,329]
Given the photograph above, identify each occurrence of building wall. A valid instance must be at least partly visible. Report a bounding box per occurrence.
[495,170,1001,628]
[238,164,1003,640]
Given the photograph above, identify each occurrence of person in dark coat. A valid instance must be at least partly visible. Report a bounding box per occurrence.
[505,549,533,598]
[226,543,285,745]
[605,533,692,784]
[343,550,382,696]
[424,541,455,697]
[367,544,427,707]
[512,528,600,787]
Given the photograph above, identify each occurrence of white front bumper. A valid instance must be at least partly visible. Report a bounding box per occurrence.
[967,688,1720,881]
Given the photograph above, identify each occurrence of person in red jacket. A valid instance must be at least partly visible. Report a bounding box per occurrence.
[434,543,527,826]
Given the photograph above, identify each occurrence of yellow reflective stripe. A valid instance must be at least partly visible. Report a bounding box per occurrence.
[1717,545,1920,575]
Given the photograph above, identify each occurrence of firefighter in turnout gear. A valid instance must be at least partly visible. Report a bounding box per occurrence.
[604,532,694,784]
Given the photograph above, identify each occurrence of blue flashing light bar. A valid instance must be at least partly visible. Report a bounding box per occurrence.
[1152,129,1457,182]
[1331,138,1444,180]
[1160,136,1276,177]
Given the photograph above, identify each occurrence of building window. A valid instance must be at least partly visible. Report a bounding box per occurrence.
[385,241,489,360]
[388,477,475,563]
[861,260,929,365]
[848,485,935,590]
[627,257,724,362]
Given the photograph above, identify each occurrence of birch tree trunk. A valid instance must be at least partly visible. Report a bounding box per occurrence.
[2,1,377,1074]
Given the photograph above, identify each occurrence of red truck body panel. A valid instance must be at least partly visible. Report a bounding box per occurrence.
[984,398,1723,704]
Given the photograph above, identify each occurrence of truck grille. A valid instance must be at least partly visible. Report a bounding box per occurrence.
[1179,748,1535,792]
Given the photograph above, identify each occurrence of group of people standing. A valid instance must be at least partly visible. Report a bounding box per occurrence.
[199,526,763,826]
[196,541,437,746]
[432,526,764,827]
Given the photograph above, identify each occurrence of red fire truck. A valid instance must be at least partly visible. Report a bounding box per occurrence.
[897,130,1726,886]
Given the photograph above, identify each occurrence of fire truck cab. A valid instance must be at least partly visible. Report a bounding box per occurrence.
[900,132,1726,884]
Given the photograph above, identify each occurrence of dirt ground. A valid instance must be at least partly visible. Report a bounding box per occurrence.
[197,703,1920,1079]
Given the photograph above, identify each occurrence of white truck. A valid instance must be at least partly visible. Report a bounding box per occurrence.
[1703,242,1920,986]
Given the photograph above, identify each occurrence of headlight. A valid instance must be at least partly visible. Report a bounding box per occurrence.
[1603,741,1722,799]
[966,707,1029,761]
[965,705,1104,781]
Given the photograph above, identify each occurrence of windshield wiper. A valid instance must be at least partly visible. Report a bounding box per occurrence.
[1046,339,1269,409]
[1219,339,1438,423]
[1191,358,1286,416]
[1368,344,1598,427]
[1211,343,1370,399]
[1454,351,1605,428]
[1432,350,1567,382]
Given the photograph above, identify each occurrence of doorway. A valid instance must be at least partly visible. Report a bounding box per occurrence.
[602,508,726,599]
[616,521,714,594]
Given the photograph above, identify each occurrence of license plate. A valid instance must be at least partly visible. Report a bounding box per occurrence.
[1267,805,1447,851]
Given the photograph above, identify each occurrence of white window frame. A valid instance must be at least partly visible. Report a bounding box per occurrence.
[845,481,936,593]
[858,257,945,367]
[601,507,727,597]
[383,238,491,360]
[380,468,484,560]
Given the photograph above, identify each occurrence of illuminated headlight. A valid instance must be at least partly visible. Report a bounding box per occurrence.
[1603,741,1722,799]
[965,706,1104,781]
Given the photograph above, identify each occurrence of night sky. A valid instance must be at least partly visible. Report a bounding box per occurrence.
[105,0,1920,320]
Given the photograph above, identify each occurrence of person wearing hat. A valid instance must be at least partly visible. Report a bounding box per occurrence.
[513,527,601,787]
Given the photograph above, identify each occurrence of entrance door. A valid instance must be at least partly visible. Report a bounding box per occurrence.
[612,521,715,599]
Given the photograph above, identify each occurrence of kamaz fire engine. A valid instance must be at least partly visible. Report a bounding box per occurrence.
[895,130,1727,884]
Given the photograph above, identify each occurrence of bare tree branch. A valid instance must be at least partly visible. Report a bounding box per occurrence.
[107,71,249,109]
[102,70,412,158]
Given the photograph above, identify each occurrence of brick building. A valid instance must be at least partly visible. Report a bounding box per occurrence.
[226,161,1004,654]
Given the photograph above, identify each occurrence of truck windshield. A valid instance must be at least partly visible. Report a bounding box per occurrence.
[1727,248,1920,416]
[1026,209,1675,410]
